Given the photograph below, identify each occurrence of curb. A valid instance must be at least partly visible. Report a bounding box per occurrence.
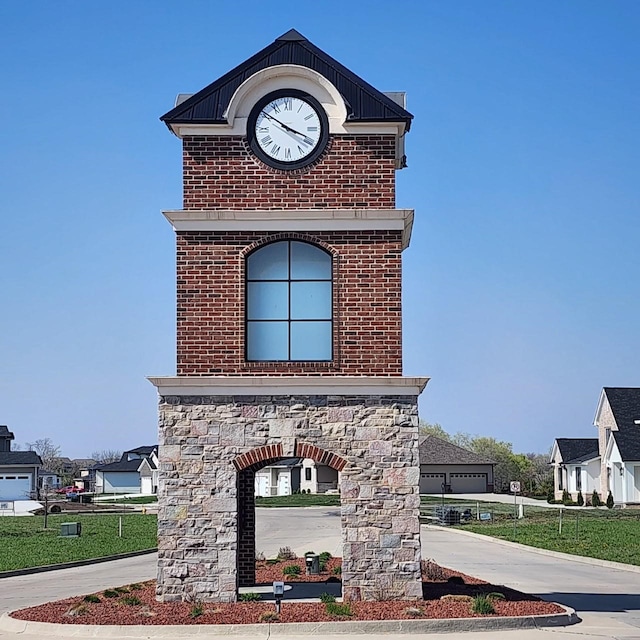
[0,606,579,637]
[427,525,640,574]
[0,549,157,579]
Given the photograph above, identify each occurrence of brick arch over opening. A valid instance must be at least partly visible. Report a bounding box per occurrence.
[234,442,347,588]
[233,442,347,473]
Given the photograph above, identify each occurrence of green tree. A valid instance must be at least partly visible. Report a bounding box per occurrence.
[418,421,451,441]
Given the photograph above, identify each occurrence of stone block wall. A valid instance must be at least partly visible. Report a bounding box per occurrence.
[157,393,422,603]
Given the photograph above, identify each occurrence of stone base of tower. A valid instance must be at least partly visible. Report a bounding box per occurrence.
[150,376,428,603]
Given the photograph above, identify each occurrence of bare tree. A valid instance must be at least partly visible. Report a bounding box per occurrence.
[91,449,122,465]
[26,438,61,471]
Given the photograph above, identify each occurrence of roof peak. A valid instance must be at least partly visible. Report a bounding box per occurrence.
[276,28,307,42]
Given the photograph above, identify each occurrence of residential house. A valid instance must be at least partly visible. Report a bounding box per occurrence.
[549,438,599,501]
[594,387,640,505]
[300,459,339,494]
[418,435,495,493]
[94,445,158,494]
[550,387,640,507]
[254,458,302,497]
[38,470,62,491]
[0,426,42,500]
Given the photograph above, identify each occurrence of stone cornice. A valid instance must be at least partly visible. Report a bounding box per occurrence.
[147,376,429,397]
[162,208,415,250]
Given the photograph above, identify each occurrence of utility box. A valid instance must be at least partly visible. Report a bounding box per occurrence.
[305,554,320,575]
[60,522,82,537]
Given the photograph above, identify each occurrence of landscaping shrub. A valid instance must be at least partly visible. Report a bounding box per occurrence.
[562,489,573,505]
[405,606,424,617]
[577,491,584,506]
[471,594,495,614]
[591,490,602,507]
[325,602,353,617]
[283,564,301,577]
[255,550,266,562]
[332,565,342,575]
[189,604,203,618]
[606,491,614,509]
[319,592,336,603]
[239,592,261,602]
[277,546,296,560]
[259,611,279,623]
[546,487,555,503]
[423,558,446,581]
[120,595,142,606]
[103,590,119,598]
[83,594,100,603]
[487,592,505,601]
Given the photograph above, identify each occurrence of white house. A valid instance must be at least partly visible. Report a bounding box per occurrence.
[95,445,158,494]
[551,387,640,507]
[550,438,600,501]
[0,426,42,501]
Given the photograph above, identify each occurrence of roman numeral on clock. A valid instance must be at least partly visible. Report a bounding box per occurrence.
[284,148,292,160]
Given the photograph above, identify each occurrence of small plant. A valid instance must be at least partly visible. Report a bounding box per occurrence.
[83,594,101,603]
[471,594,495,614]
[120,595,142,606]
[255,550,266,562]
[405,606,424,617]
[239,592,262,602]
[562,489,573,505]
[103,589,120,598]
[332,565,342,575]
[283,564,301,577]
[128,583,143,591]
[318,551,332,572]
[577,491,584,506]
[423,558,446,581]
[277,546,296,560]
[189,604,204,618]
[319,592,336,603]
[259,611,280,623]
[114,586,130,594]
[487,592,505,601]
[325,602,353,617]
[441,594,472,602]
[606,491,614,509]
[591,490,602,507]
[64,603,89,617]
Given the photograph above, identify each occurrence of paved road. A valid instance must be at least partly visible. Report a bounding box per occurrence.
[2,507,640,639]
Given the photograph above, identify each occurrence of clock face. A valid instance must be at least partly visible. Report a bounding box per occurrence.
[248,90,329,170]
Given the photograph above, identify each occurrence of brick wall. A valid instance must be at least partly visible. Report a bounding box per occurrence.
[183,135,396,210]
[176,230,403,375]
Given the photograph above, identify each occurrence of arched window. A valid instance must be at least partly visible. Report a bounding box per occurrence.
[246,241,332,361]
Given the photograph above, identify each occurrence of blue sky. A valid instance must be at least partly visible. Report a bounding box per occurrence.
[1,1,638,459]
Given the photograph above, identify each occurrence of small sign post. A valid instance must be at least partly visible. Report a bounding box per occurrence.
[510,481,521,538]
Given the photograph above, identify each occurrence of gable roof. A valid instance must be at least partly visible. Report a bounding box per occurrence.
[604,387,640,461]
[95,458,143,473]
[126,445,157,456]
[0,451,42,466]
[555,438,599,464]
[160,29,413,130]
[0,426,15,440]
[418,436,495,465]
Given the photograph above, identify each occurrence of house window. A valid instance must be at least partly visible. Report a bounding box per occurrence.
[305,467,312,481]
[575,467,582,491]
[246,241,332,361]
[558,468,563,490]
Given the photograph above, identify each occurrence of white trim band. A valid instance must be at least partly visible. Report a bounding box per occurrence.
[162,208,415,250]
[147,376,430,397]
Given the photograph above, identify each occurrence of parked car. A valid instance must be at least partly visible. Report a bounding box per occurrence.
[54,486,85,495]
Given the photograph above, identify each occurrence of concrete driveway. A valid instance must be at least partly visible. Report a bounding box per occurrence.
[1,506,640,639]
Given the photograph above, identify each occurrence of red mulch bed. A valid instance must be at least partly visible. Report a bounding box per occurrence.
[11,559,564,626]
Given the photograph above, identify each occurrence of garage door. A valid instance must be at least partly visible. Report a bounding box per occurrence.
[0,474,32,500]
[420,473,446,493]
[450,473,487,493]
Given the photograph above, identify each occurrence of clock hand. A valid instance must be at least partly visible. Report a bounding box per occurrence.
[261,111,309,140]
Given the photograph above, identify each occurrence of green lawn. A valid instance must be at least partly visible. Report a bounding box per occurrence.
[255,493,340,507]
[459,510,640,566]
[0,514,158,572]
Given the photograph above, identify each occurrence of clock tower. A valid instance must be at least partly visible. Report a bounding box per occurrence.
[150,29,429,603]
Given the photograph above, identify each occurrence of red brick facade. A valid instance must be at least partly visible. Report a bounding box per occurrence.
[176,132,405,376]
[183,135,396,210]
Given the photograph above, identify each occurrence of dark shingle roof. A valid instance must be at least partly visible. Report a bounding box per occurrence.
[0,451,42,466]
[555,438,599,464]
[605,387,640,461]
[95,459,144,472]
[0,426,15,439]
[126,445,157,456]
[161,29,412,130]
[418,436,494,465]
